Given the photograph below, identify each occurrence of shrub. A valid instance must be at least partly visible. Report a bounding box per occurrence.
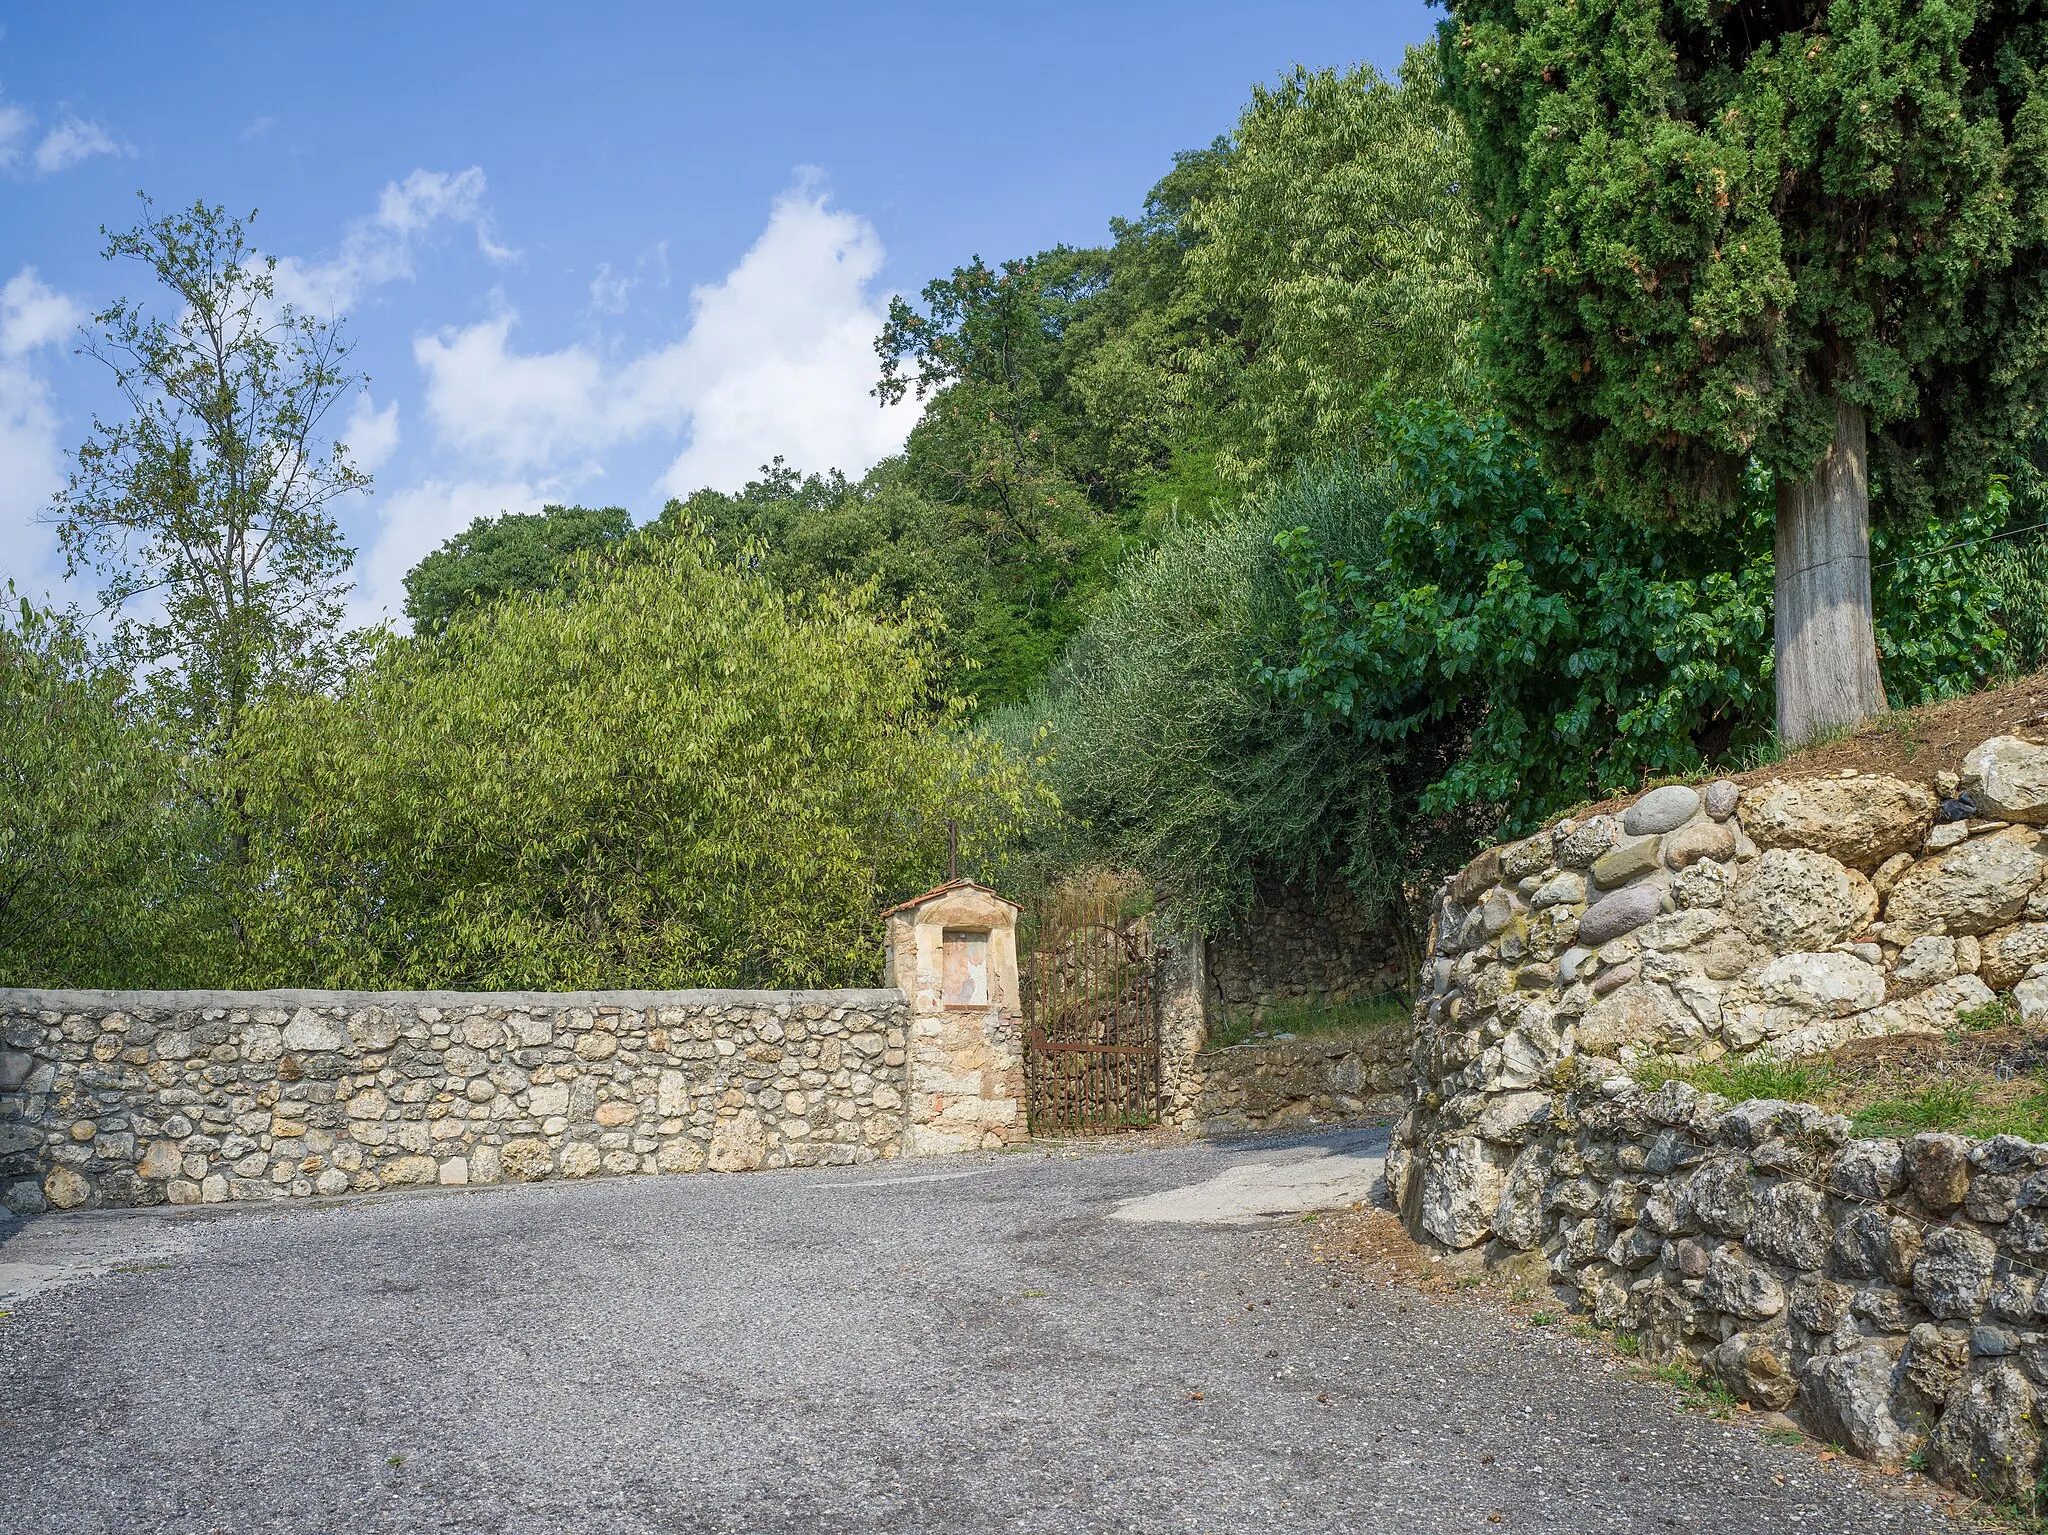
[986,461,1464,943]
[235,537,1038,989]
[0,596,223,986]
[1267,407,2014,837]
[1984,529,2048,676]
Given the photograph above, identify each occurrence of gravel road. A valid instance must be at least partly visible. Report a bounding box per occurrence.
[0,1131,1968,1534]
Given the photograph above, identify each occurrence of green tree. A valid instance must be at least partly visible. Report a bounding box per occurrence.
[877,252,1138,704]
[0,594,222,986]
[1440,1,2048,742]
[1064,141,1237,526]
[661,458,986,690]
[1184,50,1482,487]
[1267,408,2011,835]
[236,535,1039,990]
[53,197,370,751]
[403,503,632,635]
[985,469,1430,945]
[869,52,1486,711]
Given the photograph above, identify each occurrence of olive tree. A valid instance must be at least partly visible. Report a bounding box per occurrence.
[1441,1,2048,742]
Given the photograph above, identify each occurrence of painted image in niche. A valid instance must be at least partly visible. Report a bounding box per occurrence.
[942,930,990,1006]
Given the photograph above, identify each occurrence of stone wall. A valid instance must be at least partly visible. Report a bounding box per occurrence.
[1153,917,1414,1132]
[1391,732,2048,1501]
[1205,879,1407,1024]
[1157,933,1210,1129]
[1428,1078,2048,1504]
[0,988,910,1214]
[1191,1027,1409,1133]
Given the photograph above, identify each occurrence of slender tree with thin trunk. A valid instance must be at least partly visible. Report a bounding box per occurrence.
[50,197,370,940]
[1439,1,2048,744]
[53,196,369,755]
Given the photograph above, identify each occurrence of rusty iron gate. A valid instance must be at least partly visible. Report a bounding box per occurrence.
[1022,886,1160,1135]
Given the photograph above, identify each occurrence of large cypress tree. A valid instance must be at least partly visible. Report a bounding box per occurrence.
[1440,0,2048,743]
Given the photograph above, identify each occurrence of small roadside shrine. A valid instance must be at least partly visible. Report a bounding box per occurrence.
[882,880,1027,1155]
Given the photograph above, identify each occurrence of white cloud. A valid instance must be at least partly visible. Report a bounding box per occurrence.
[0,267,83,355]
[652,181,912,494]
[0,269,86,596]
[414,312,607,472]
[0,103,30,170]
[0,97,125,175]
[274,167,516,316]
[587,262,634,314]
[412,179,911,498]
[348,476,546,630]
[342,391,400,475]
[31,116,121,173]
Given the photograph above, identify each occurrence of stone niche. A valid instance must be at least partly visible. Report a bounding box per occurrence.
[883,880,1028,1155]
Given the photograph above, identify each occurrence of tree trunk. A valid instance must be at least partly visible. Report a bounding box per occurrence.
[1774,396,1887,746]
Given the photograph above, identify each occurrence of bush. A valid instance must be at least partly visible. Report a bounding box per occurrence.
[0,596,223,986]
[235,537,1038,989]
[986,461,1469,945]
[1267,407,2014,836]
[1984,529,2048,675]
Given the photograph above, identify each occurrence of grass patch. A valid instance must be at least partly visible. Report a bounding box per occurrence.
[1852,1082,2048,1142]
[1639,1361,1697,1388]
[1851,1080,1984,1137]
[1959,998,2023,1033]
[1202,991,1411,1052]
[1640,1023,2048,1143]
[1632,1054,1835,1105]
[1635,1360,1740,1418]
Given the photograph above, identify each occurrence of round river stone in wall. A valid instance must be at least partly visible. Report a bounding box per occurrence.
[1623,785,1702,837]
[1591,835,1662,889]
[1663,818,1736,869]
[1577,883,1665,946]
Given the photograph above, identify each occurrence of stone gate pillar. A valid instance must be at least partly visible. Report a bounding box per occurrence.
[882,880,1027,1155]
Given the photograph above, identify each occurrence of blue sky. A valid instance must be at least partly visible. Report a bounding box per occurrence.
[1,1,1438,623]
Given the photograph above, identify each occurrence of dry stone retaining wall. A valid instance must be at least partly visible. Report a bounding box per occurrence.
[1190,1027,1409,1133]
[1205,879,1407,1024]
[1153,898,1415,1131]
[1438,1080,2048,1502]
[0,988,909,1215]
[1391,733,2048,1502]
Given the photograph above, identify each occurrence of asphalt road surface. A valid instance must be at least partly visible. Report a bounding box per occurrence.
[0,1130,1965,1535]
